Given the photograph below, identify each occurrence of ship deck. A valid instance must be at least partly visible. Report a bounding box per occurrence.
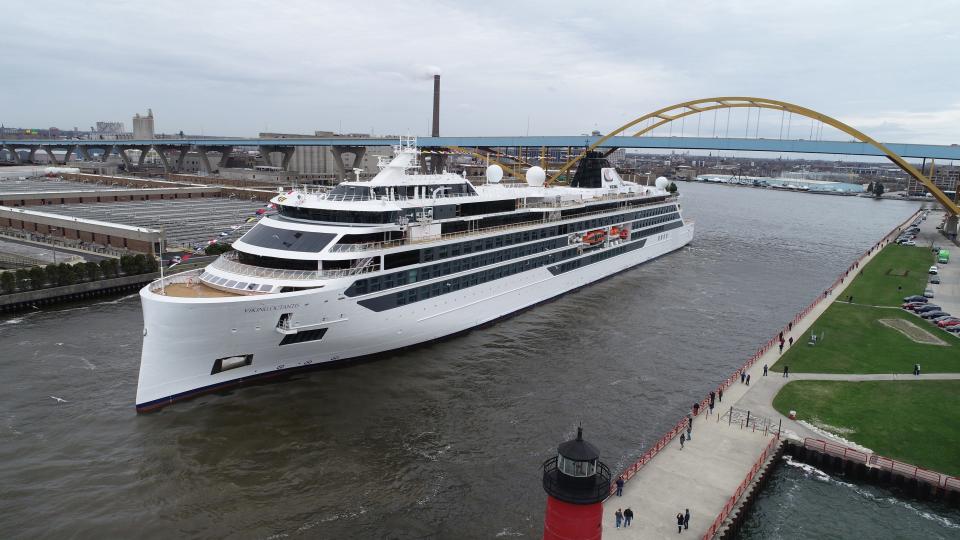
[156,281,242,298]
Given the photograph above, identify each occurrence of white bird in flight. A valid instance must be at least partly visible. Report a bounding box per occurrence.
[49,396,68,403]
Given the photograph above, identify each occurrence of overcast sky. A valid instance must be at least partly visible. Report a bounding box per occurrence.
[2,0,959,144]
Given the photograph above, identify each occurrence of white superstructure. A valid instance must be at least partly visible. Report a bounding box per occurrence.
[137,140,694,411]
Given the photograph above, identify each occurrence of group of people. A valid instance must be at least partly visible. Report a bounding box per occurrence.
[613,507,634,528]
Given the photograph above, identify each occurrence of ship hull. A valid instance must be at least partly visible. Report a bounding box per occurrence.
[136,222,694,411]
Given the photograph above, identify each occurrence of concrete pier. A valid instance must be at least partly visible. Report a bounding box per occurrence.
[601,209,924,538]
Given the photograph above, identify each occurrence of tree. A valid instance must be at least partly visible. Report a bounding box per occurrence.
[84,261,101,281]
[14,269,30,291]
[667,182,679,194]
[144,255,158,273]
[45,265,60,288]
[873,182,885,197]
[58,263,78,286]
[29,267,46,289]
[204,242,234,256]
[119,255,136,275]
[100,259,115,278]
[132,254,147,274]
[0,272,14,294]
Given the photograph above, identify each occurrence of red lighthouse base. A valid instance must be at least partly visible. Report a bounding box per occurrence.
[543,496,603,540]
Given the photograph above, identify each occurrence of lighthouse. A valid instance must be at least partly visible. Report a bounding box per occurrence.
[541,426,611,540]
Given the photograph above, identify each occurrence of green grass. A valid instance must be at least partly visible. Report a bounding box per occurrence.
[841,244,936,307]
[773,380,960,476]
[770,302,958,374]
[770,243,957,374]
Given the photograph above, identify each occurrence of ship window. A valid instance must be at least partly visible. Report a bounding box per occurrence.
[239,224,335,252]
[279,328,328,346]
[225,280,238,288]
[236,282,249,290]
[258,284,273,291]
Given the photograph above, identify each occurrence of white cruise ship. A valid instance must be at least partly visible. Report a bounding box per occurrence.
[136,140,694,411]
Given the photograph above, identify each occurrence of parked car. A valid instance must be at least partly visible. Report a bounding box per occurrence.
[903,295,928,303]
[930,275,941,284]
[937,319,960,328]
[915,305,942,313]
[924,288,935,298]
[929,266,939,275]
[907,303,934,312]
[902,302,927,310]
[921,311,949,320]
[945,325,960,334]
[901,240,917,246]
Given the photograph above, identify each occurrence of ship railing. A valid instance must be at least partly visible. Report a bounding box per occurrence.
[327,195,677,252]
[148,269,202,293]
[209,251,379,280]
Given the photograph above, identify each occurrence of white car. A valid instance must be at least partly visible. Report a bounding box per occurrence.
[902,240,917,246]
[929,266,939,275]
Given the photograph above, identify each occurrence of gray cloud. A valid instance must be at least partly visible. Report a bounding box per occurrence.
[1,0,958,144]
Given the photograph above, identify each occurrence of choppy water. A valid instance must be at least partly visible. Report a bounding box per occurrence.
[0,184,931,538]
[739,456,960,539]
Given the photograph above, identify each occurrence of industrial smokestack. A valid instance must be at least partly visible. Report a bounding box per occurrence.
[432,74,440,137]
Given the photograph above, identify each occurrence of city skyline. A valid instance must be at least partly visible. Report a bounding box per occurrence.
[3,0,959,143]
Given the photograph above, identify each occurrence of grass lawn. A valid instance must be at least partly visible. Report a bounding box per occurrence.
[770,302,959,373]
[773,380,960,476]
[841,244,936,307]
[770,243,958,374]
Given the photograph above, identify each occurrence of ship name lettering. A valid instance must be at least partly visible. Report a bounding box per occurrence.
[244,303,300,314]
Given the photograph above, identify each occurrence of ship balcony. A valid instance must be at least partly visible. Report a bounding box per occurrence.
[208,251,379,280]
[148,270,242,298]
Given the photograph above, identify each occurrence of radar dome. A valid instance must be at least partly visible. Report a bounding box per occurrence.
[655,177,670,190]
[526,166,546,187]
[486,165,504,184]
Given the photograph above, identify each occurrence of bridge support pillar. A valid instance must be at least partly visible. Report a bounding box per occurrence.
[331,145,366,181]
[280,147,295,170]
[258,145,275,167]
[44,147,60,165]
[218,146,234,169]
[137,146,149,167]
[3,145,22,164]
[196,146,214,174]
[945,214,959,240]
[117,147,133,170]
[62,144,77,164]
[77,146,91,161]
[155,148,172,174]
[28,147,39,164]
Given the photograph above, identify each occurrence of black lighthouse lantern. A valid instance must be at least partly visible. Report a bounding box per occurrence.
[541,426,611,540]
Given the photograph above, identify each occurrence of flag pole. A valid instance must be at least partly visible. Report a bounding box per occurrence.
[159,226,165,295]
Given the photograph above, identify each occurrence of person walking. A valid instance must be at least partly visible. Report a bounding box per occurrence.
[615,475,624,496]
[746,374,751,386]
[779,341,784,354]
[679,432,685,449]
[740,371,746,384]
[783,365,789,378]
[718,388,723,402]
[686,417,692,441]
[676,512,684,533]
[914,363,921,376]
[763,364,768,376]
[789,337,794,347]
[709,391,716,413]
[684,509,690,530]
[693,402,700,416]
[615,508,623,529]
[624,508,634,527]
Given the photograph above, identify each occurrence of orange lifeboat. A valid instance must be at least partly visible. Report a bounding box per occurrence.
[619,228,629,240]
[582,229,606,245]
[610,226,620,237]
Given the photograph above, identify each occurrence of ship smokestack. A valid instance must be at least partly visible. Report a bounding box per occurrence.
[432,74,440,137]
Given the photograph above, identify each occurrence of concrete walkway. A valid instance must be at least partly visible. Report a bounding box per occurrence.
[602,211,924,538]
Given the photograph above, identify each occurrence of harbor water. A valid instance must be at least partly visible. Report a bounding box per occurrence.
[739,456,960,539]
[0,183,935,538]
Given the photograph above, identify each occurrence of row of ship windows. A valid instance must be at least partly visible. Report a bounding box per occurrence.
[359,248,581,312]
[356,221,684,312]
[385,205,678,269]
[348,237,569,296]
[354,214,679,296]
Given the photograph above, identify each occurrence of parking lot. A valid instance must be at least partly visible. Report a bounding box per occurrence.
[911,209,959,320]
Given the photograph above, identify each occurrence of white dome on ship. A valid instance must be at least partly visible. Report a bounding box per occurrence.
[655,177,669,189]
[486,165,503,184]
[526,166,546,187]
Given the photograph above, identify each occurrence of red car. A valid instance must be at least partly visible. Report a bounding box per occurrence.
[902,302,926,310]
[937,319,960,328]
